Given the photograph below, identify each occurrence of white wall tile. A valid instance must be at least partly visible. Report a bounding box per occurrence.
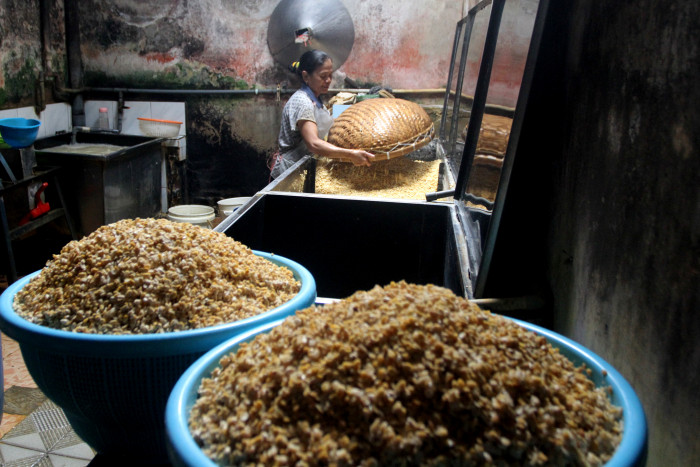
[150,102,186,136]
[39,103,72,137]
[0,108,19,119]
[121,101,151,135]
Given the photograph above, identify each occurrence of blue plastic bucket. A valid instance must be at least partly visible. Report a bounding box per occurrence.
[0,251,316,462]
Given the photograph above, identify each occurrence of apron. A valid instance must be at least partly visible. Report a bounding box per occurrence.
[271,87,334,179]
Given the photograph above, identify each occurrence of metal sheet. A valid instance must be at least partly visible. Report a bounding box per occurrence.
[218,192,470,299]
[267,0,355,70]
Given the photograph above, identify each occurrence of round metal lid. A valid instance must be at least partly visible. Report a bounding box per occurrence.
[267,0,355,71]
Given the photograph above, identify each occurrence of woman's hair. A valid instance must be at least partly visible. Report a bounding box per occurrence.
[289,50,332,78]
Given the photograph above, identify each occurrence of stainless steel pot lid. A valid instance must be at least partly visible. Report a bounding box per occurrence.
[267,0,355,71]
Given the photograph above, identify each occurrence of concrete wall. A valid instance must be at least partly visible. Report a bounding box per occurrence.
[0,0,66,109]
[485,1,699,466]
[1,0,539,204]
[76,0,467,90]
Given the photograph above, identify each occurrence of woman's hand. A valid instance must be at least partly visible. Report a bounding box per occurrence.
[300,120,375,167]
[346,149,375,167]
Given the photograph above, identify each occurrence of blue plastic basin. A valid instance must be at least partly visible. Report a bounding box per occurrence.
[166,317,647,467]
[0,251,316,462]
[0,118,41,148]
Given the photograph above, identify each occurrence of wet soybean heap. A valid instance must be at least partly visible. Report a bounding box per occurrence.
[13,218,300,334]
[190,282,623,466]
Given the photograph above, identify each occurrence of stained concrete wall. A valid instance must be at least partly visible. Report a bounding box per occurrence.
[1,0,537,204]
[75,0,467,90]
[484,1,699,466]
[0,0,66,109]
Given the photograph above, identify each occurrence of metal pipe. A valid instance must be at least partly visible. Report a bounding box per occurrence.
[84,87,461,98]
[89,87,292,95]
[65,0,85,126]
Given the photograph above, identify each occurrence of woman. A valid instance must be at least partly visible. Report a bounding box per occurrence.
[270,49,374,179]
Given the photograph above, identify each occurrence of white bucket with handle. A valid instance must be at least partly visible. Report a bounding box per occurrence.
[217,197,251,217]
[167,205,215,228]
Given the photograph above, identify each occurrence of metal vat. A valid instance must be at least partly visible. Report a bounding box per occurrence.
[34,133,163,236]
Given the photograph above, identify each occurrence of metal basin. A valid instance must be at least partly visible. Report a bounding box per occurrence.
[34,132,163,236]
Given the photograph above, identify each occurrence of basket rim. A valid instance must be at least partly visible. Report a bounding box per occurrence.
[138,117,183,125]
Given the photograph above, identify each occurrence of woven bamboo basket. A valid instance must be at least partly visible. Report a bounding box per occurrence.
[462,114,513,156]
[327,98,434,161]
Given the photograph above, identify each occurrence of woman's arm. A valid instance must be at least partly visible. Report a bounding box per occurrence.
[299,120,374,166]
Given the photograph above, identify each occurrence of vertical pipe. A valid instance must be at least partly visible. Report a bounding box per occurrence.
[161,151,168,213]
[64,0,85,127]
[39,0,50,72]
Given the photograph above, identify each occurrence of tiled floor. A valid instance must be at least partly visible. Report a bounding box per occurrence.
[1,332,96,466]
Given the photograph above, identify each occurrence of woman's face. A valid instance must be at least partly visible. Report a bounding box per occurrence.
[303,59,333,97]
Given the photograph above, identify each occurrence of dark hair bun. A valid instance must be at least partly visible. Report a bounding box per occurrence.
[289,61,300,73]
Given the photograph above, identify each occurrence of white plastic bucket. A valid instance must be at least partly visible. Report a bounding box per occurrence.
[167,205,215,228]
[217,197,251,216]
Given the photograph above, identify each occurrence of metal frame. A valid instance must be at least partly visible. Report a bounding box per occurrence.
[474,0,551,297]
[439,0,493,156]
[437,0,551,297]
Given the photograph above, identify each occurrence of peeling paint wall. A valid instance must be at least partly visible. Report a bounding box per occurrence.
[76,0,464,90]
[74,0,534,98]
[0,0,67,108]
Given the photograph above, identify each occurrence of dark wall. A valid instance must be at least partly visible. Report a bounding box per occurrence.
[485,1,699,466]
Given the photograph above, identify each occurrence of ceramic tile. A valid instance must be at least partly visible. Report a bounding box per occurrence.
[150,102,186,134]
[52,442,95,460]
[50,430,88,453]
[3,387,46,415]
[39,103,72,137]
[0,442,44,463]
[0,414,26,438]
[1,432,45,450]
[121,101,151,135]
[0,108,19,119]
[48,453,92,466]
[31,401,71,433]
[2,398,95,462]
